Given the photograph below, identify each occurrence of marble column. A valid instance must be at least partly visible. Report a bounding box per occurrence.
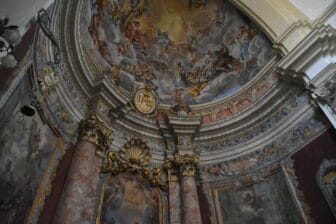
[54,115,112,224]
[176,153,202,224]
[167,167,182,224]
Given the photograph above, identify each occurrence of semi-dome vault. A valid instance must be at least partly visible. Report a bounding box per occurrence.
[31,0,332,166]
[87,0,274,105]
[1,0,336,223]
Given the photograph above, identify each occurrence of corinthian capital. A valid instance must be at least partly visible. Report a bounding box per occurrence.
[174,153,200,177]
[78,114,113,151]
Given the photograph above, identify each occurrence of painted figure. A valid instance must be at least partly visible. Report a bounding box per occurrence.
[88,0,274,105]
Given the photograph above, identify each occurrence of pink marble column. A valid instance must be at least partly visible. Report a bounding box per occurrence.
[168,169,182,224]
[180,175,202,224]
[53,141,102,224]
[53,114,112,224]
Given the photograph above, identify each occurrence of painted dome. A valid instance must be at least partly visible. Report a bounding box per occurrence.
[88,0,274,105]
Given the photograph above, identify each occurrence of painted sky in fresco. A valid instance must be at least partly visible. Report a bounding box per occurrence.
[89,0,274,105]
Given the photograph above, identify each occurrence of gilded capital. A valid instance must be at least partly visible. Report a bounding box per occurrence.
[78,114,113,151]
[164,160,179,182]
[174,153,200,177]
[167,168,179,181]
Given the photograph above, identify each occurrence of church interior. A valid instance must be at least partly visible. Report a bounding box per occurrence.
[0,0,336,223]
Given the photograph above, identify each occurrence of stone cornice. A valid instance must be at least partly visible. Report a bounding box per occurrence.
[277,25,336,78]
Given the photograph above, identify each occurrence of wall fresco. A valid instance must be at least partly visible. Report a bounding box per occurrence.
[88,0,274,105]
[0,77,59,223]
[99,173,161,224]
[215,171,301,224]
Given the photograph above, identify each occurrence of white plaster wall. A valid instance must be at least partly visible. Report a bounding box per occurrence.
[289,0,334,20]
[0,0,55,34]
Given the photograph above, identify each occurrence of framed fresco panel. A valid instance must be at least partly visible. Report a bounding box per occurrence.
[214,171,302,224]
[96,173,164,224]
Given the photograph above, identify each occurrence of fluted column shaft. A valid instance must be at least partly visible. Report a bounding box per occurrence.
[53,115,113,224]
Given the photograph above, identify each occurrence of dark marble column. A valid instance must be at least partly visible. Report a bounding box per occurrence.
[53,115,112,224]
[167,167,182,224]
[176,153,202,224]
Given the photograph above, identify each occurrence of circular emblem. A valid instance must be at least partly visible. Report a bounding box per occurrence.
[134,88,157,114]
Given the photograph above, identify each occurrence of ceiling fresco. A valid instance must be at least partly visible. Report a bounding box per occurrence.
[88,0,275,105]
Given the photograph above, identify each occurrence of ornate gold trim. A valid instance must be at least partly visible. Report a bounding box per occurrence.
[174,153,200,177]
[322,170,336,184]
[101,138,167,189]
[78,114,113,152]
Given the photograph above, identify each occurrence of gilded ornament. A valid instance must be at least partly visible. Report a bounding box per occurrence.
[173,153,200,177]
[38,66,58,94]
[163,159,179,182]
[120,138,151,165]
[134,88,157,115]
[322,170,336,184]
[78,114,113,152]
[101,138,167,189]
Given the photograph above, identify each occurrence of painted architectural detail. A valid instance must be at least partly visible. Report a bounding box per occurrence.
[199,111,326,182]
[195,91,310,153]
